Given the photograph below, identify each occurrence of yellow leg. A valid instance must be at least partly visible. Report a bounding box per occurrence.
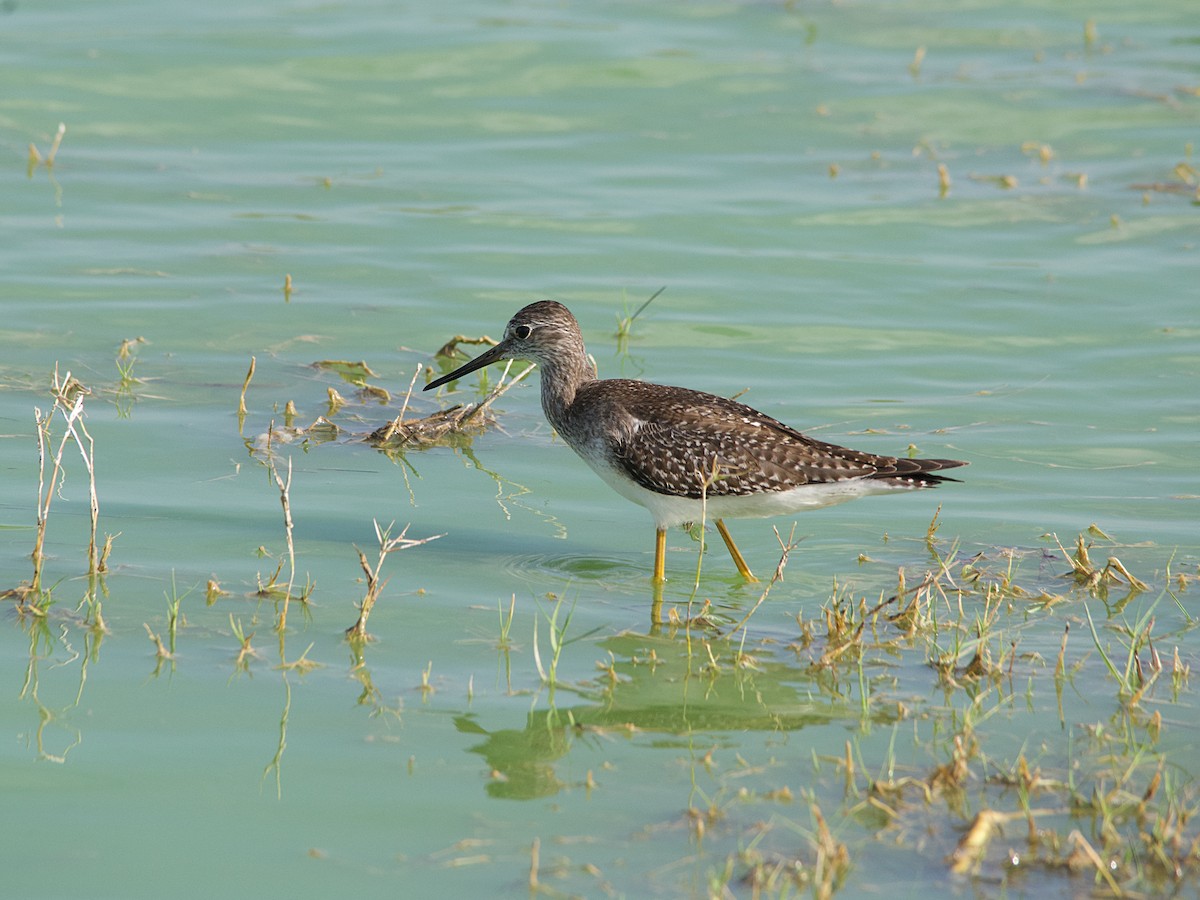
[653,528,667,583]
[715,519,758,582]
[649,578,665,631]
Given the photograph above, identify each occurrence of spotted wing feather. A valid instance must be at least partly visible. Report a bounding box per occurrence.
[591,381,964,501]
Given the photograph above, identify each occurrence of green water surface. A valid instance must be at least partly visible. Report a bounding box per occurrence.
[3,1,1198,897]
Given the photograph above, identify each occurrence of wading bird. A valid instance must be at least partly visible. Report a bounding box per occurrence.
[424,301,965,583]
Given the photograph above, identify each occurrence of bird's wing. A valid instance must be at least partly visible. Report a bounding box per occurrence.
[604,384,887,499]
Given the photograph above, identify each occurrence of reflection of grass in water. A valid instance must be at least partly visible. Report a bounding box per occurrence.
[448,527,1199,896]
[9,496,1200,892]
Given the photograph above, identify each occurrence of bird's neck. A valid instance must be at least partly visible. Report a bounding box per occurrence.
[537,348,596,432]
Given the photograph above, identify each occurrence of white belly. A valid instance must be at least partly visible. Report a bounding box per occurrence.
[582,453,911,530]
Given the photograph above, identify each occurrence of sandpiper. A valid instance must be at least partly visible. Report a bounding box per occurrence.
[424,301,965,582]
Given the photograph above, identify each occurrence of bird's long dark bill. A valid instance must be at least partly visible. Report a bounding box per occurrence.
[423,340,513,391]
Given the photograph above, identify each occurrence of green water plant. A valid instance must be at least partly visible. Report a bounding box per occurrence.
[614,285,664,349]
[532,592,600,689]
[113,337,146,418]
[237,356,255,432]
[230,615,260,674]
[496,594,516,649]
[163,571,190,656]
[532,594,574,688]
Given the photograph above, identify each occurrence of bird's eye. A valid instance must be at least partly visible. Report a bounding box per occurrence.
[513,325,532,340]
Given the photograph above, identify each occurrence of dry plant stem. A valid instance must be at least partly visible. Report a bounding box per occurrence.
[32,406,53,596]
[98,532,117,573]
[61,391,101,575]
[457,359,535,424]
[47,122,66,166]
[1106,556,1148,591]
[684,458,723,597]
[346,521,444,639]
[143,623,172,660]
[31,369,93,596]
[374,360,532,445]
[349,544,388,639]
[34,407,78,588]
[725,525,798,638]
[949,809,1037,874]
[374,366,425,441]
[1069,830,1124,895]
[397,365,422,423]
[1055,623,1070,677]
[270,454,296,632]
[28,122,66,172]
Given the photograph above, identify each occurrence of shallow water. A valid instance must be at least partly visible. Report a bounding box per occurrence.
[3,1,1199,896]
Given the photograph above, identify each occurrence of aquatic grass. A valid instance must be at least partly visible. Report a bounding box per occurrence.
[496,593,516,650]
[254,557,288,600]
[113,337,146,419]
[1082,586,1169,706]
[244,426,318,627]
[614,285,664,353]
[237,356,255,432]
[312,359,389,404]
[11,507,1197,896]
[267,452,297,631]
[276,642,321,674]
[26,121,66,182]
[142,623,173,664]
[668,456,774,629]
[937,161,951,197]
[723,521,798,640]
[419,660,435,698]
[205,578,227,605]
[345,520,443,641]
[531,591,604,690]
[1054,530,1149,596]
[532,593,576,688]
[908,45,925,79]
[2,356,1196,896]
[11,368,111,627]
[230,615,260,674]
[163,570,193,657]
[325,386,346,416]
